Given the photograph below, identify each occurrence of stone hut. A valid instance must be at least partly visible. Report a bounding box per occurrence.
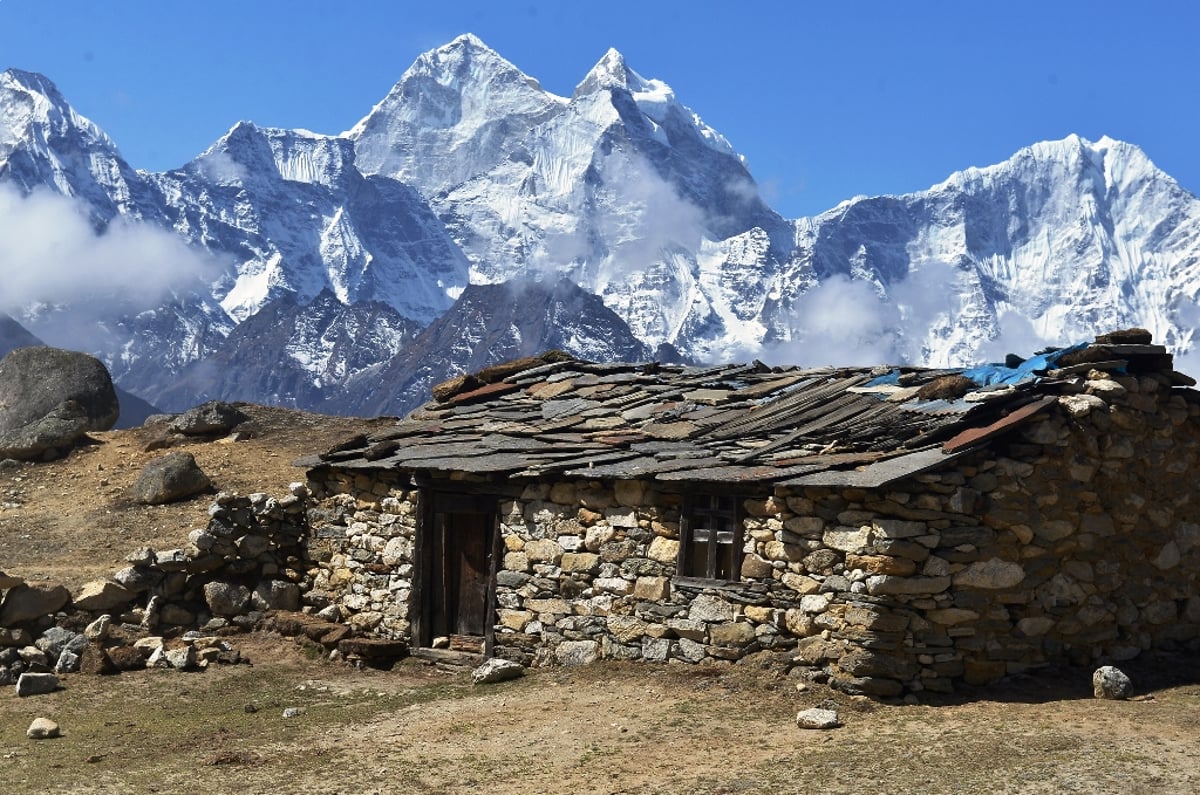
[300,331,1200,696]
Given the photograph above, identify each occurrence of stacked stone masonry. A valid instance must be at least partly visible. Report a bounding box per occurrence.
[305,370,1200,696]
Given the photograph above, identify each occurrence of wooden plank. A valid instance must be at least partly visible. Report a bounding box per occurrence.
[447,381,522,406]
[655,462,826,483]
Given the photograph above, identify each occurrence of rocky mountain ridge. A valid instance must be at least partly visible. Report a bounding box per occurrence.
[2,35,1199,415]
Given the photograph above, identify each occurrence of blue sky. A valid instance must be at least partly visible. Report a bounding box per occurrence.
[1,0,1194,218]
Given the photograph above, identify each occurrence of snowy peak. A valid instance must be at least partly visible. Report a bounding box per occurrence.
[191,121,353,189]
[0,68,157,221]
[347,33,564,192]
[0,68,120,158]
[572,48,737,160]
[574,48,639,96]
[936,134,1169,198]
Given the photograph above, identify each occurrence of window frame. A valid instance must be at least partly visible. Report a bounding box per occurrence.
[677,491,745,583]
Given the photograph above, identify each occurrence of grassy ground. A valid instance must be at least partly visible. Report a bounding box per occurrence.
[3,636,1199,794]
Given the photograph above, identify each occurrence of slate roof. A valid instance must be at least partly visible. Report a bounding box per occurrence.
[303,334,1189,489]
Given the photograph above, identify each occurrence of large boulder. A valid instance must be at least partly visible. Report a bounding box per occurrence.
[129,452,212,505]
[0,401,90,461]
[0,583,70,626]
[0,347,120,432]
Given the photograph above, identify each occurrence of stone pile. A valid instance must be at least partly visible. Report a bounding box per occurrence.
[0,611,249,686]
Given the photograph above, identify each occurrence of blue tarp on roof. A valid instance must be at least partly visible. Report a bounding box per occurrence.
[959,342,1088,386]
[865,342,1090,390]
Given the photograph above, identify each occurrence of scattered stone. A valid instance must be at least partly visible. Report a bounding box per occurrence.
[168,401,248,436]
[15,672,60,696]
[554,640,600,666]
[1093,666,1133,700]
[79,642,115,675]
[54,649,81,674]
[130,452,212,505]
[795,708,842,729]
[165,646,197,671]
[133,636,165,657]
[36,626,85,661]
[251,579,300,612]
[204,582,252,617]
[282,707,303,718]
[244,704,257,714]
[472,657,525,685]
[26,717,61,739]
[108,646,147,672]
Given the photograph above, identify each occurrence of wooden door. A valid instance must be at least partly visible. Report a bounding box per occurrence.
[419,493,496,647]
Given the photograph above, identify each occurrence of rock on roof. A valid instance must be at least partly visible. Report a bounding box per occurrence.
[303,331,1194,489]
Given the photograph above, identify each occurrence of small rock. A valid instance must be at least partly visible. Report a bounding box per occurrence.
[1093,665,1133,700]
[282,707,303,718]
[472,657,525,685]
[78,642,115,675]
[796,708,842,729]
[54,649,81,674]
[204,581,251,617]
[72,580,134,612]
[15,672,60,697]
[26,717,60,739]
[164,646,197,671]
[84,615,112,642]
[168,401,248,436]
[244,704,257,714]
[0,582,70,625]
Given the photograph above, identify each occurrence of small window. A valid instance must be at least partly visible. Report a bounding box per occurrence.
[679,494,742,581]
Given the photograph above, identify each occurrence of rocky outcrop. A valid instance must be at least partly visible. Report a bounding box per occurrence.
[167,401,248,436]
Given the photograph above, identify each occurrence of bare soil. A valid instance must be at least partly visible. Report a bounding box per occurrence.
[1,405,1199,794]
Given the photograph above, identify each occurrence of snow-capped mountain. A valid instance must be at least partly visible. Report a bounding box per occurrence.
[2,35,1199,418]
[351,37,792,362]
[0,68,161,222]
[778,134,1200,366]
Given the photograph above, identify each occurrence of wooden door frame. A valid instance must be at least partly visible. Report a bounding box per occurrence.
[411,489,500,654]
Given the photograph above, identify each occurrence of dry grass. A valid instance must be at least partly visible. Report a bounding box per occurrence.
[1,405,1199,793]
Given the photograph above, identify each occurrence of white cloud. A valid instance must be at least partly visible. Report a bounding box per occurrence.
[761,274,905,367]
[975,311,1056,364]
[195,150,247,184]
[0,184,222,313]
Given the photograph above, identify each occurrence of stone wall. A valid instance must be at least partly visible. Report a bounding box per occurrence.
[303,471,421,638]
[304,370,1200,695]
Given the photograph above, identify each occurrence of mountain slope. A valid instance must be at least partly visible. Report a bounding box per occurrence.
[337,278,663,416]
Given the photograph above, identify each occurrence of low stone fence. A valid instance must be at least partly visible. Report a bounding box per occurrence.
[0,487,311,682]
